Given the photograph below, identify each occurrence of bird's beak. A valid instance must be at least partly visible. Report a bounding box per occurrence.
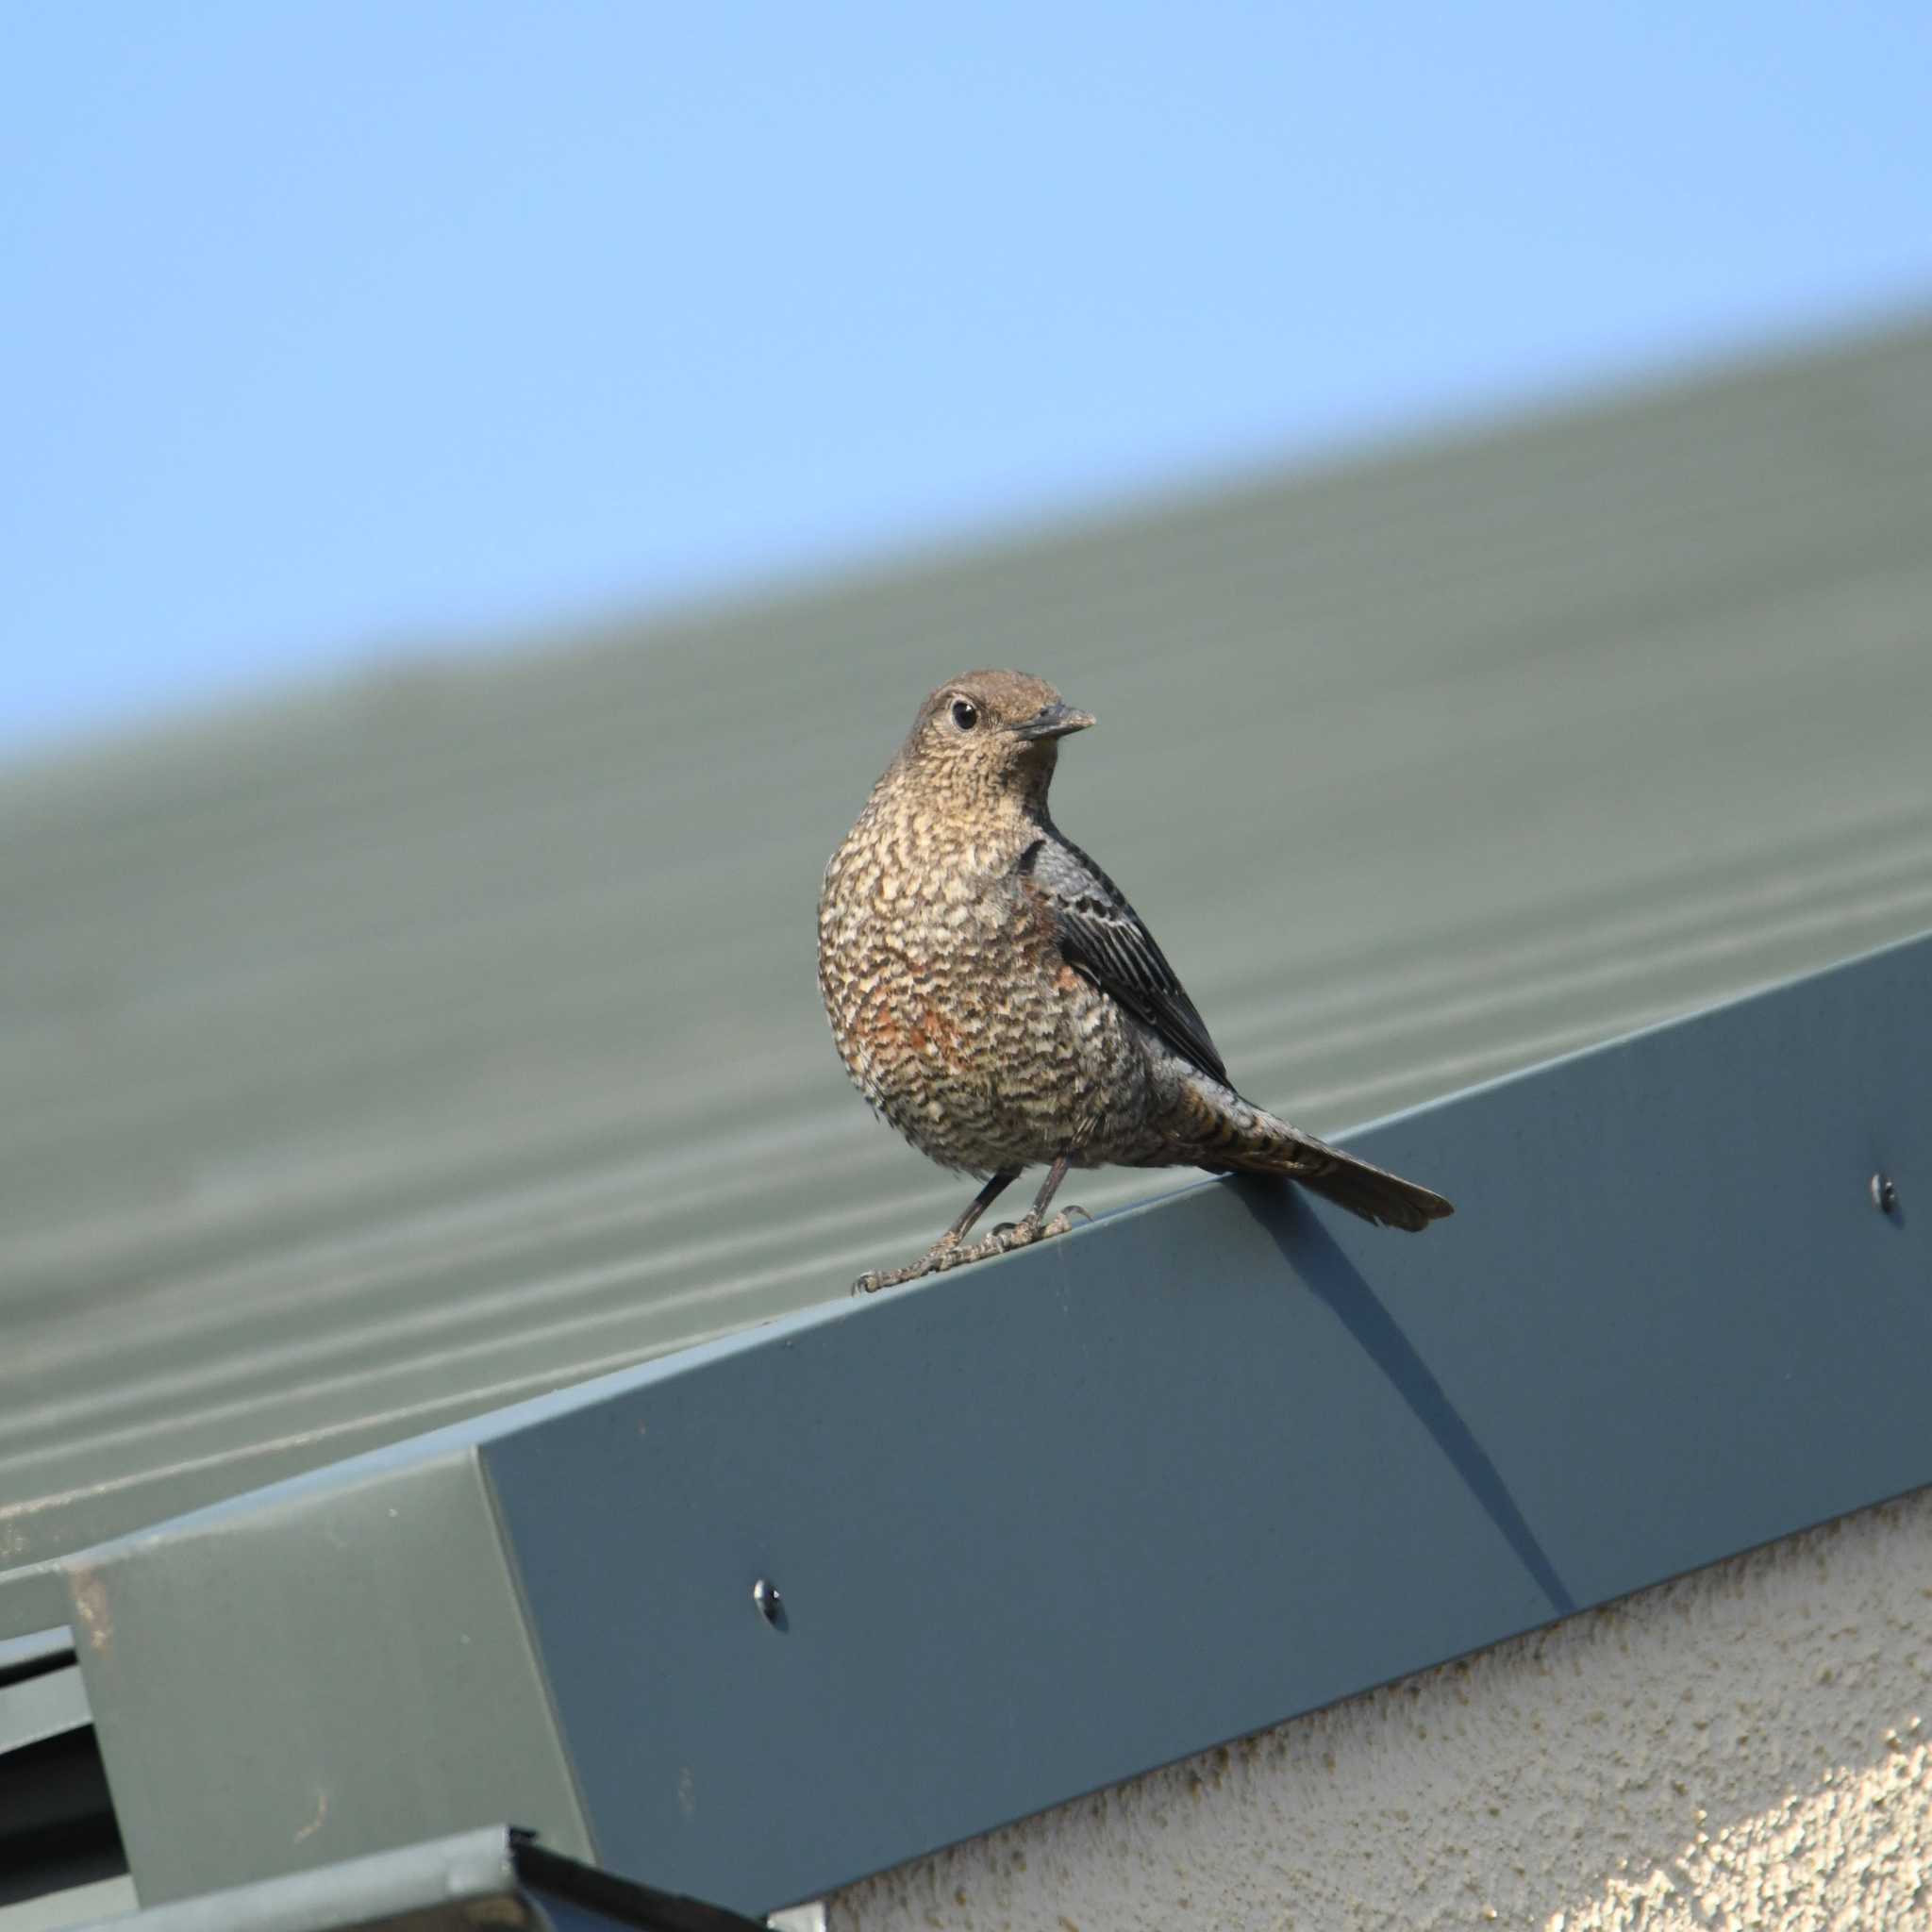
[1012,702,1097,741]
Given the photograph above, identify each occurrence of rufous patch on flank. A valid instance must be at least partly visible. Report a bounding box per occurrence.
[859,998,969,1072]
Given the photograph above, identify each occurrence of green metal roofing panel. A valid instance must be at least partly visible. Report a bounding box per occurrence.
[5,317,1932,1602]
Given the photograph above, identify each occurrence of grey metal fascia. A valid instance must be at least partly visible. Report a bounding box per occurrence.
[48,930,1932,1918]
[63,1444,592,1906]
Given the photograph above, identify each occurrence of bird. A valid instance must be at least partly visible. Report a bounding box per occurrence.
[818,671,1453,1293]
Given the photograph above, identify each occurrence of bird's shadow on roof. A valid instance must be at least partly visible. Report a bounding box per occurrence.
[1230,1176,1576,1620]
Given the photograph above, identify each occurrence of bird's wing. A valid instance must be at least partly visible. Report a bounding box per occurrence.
[1021,832,1231,1088]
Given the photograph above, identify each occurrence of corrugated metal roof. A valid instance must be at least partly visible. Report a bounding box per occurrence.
[5,318,1931,1596]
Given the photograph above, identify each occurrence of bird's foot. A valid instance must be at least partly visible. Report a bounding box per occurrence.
[851,1227,972,1295]
[1031,1204,1091,1243]
[851,1207,1091,1295]
[987,1204,1091,1251]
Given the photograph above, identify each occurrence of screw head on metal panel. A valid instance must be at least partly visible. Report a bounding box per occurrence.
[1871,1173,1898,1214]
[753,1577,783,1624]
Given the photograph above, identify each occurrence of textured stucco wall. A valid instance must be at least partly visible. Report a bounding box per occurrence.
[825,1488,1932,1930]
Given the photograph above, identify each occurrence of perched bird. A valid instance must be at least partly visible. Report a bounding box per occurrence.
[819,671,1453,1292]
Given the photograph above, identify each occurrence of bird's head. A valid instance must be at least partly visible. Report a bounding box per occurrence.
[895,670,1095,808]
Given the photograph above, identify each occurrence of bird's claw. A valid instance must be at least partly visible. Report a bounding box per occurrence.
[1012,1204,1090,1243]
[988,1204,1090,1252]
[851,1231,964,1295]
[850,1255,936,1295]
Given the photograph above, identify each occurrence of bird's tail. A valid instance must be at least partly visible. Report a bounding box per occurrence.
[1259,1136,1454,1232]
[1183,1086,1454,1232]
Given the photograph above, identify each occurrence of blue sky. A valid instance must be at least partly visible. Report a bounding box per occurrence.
[5,5,1928,756]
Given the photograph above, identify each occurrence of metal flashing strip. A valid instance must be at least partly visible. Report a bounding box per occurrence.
[65,1824,768,1932]
[0,1661,88,1757]
[48,932,1932,1918]
[0,1650,125,1917]
[0,1626,72,1687]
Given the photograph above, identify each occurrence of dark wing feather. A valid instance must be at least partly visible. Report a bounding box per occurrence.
[1021,833,1231,1088]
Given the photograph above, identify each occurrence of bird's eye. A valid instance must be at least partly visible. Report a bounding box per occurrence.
[950,698,979,731]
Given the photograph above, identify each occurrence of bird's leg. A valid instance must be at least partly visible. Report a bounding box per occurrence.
[852,1171,1017,1295]
[929,1170,1020,1262]
[1017,1152,1089,1242]
[985,1153,1091,1253]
